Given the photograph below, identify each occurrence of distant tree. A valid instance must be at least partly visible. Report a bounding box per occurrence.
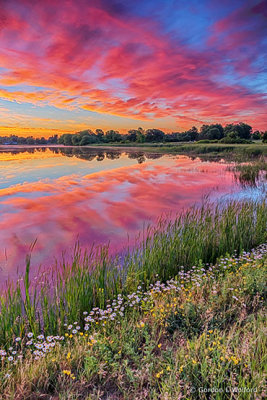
[136,131,145,143]
[224,122,252,139]
[58,135,64,145]
[48,135,58,144]
[227,131,238,139]
[166,132,188,142]
[206,128,221,140]
[78,129,94,137]
[9,135,19,144]
[72,134,81,145]
[105,130,122,142]
[17,136,27,144]
[95,129,104,142]
[126,129,139,142]
[59,134,73,146]
[200,125,210,138]
[39,137,47,144]
[26,136,35,145]
[212,124,224,137]
[252,130,261,140]
[145,129,165,142]
[238,122,252,139]
[200,124,223,140]
[262,131,267,143]
[79,135,97,145]
[165,133,175,142]
[187,126,199,141]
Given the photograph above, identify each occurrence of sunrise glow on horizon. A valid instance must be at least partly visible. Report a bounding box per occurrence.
[0,0,266,137]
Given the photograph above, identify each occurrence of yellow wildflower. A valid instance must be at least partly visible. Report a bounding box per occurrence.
[156,370,164,378]
[63,370,71,376]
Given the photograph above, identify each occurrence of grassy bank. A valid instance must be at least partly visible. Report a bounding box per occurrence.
[1,244,266,399]
[155,143,267,159]
[0,200,266,349]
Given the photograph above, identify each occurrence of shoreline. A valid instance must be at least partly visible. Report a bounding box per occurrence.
[1,142,267,161]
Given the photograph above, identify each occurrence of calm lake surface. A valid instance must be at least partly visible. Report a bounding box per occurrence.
[0,146,265,283]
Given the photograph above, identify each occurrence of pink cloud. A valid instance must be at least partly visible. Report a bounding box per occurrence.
[0,0,266,130]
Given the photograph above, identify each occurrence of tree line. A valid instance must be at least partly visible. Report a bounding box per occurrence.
[0,134,58,145]
[1,123,266,146]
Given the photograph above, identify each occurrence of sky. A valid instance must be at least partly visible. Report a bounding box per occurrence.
[0,0,266,137]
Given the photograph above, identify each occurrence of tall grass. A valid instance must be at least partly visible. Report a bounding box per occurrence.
[0,199,266,347]
[232,160,267,187]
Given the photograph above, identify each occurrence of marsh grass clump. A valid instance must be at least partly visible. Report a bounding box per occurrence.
[232,160,267,187]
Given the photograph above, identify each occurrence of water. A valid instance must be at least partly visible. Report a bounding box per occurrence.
[0,146,265,283]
